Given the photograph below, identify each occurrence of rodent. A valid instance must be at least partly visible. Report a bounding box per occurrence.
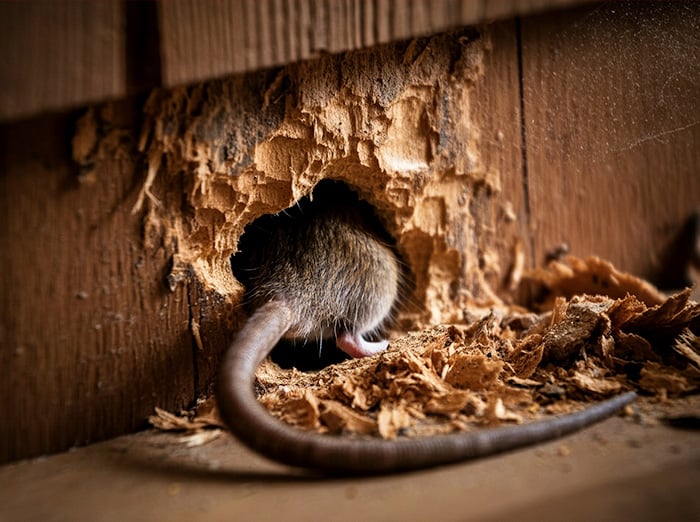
[216,181,636,474]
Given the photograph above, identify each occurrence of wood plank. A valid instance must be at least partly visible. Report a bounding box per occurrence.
[0,0,599,121]
[2,409,700,521]
[5,0,697,466]
[0,0,127,122]
[0,106,194,463]
[521,2,700,281]
[157,0,600,87]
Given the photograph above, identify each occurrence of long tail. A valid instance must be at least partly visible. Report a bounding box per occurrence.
[217,304,637,474]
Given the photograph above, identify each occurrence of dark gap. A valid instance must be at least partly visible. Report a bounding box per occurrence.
[655,211,700,290]
[662,415,700,431]
[372,0,379,45]
[515,16,536,266]
[124,0,162,92]
[269,340,350,371]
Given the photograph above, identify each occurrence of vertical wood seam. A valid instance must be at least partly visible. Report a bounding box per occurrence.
[186,279,200,403]
[125,0,162,93]
[515,16,535,267]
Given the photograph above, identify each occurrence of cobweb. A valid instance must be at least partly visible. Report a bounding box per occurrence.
[521,1,699,162]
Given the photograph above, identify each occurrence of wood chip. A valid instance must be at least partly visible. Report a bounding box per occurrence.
[524,255,667,309]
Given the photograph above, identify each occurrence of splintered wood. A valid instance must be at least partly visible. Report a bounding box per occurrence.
[152,255,700,440]
[135,28,524,329]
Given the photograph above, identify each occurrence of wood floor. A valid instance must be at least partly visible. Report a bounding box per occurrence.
[2,397,698,522]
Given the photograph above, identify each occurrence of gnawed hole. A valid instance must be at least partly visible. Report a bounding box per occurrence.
[231,179,406,370]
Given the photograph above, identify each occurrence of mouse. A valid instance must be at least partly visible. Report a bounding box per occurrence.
[216,181,637,474]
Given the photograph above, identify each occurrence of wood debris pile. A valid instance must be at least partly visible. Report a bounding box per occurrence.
[151,256,700,439]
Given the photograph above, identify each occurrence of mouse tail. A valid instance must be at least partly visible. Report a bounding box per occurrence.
[218,308,636,474]
[217,300,295,455]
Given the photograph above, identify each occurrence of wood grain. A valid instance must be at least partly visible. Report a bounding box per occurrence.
[520,2,700,281]
[0,107,194,462]
[0,0,598,121]
[0,1,127,122]
[157,0,599,87]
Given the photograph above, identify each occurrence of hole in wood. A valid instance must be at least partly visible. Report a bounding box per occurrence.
[230,179,409,370]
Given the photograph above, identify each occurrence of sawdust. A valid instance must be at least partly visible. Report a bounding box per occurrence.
[153,256,700,440]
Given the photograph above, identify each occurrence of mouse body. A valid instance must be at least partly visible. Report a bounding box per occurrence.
[231,191,401,358]
[217,183,636,474]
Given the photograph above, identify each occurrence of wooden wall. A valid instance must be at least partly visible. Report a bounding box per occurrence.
[1,1,699,463]
[521,3,700,280]
[0,0,597,122]
[0,108,195,461]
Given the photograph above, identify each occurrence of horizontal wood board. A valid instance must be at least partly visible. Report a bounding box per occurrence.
[0,0,598,122]
[157,0,597,86]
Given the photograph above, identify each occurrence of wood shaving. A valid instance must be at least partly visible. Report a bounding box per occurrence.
[321,400,377,435]
[638,363,694,395]
[568,359,623,396]
[673,328,700,368]
[149,407,214,432]
[524,255,667,309]
[260,388,321,430]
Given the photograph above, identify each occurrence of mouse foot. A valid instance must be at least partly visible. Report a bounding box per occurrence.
[336,332,389,358]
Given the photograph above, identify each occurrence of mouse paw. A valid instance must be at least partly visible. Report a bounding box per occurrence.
[336,332,389,358]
